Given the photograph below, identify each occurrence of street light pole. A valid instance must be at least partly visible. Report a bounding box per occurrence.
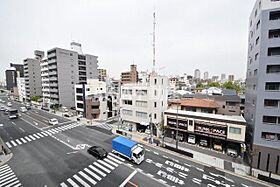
[176,104,179,149]
[150,113,153,144]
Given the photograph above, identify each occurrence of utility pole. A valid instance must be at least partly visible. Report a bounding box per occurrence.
[150,113,153,144]
[176,104,179,149]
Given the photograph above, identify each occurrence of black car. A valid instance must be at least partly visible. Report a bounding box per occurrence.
[87,146,108,159]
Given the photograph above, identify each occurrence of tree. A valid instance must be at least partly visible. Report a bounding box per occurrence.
[196,82,205,89]
[31,96,41,102]
[222,81,241,93]
[208,82,221,88]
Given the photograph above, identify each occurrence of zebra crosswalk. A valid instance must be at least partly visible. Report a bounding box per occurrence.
[0,164,21,187]
[60,153,125,187]
[95,123,114,131]
[5,123,82,149]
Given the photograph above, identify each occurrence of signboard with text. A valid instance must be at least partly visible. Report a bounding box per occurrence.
[194,122,227,138]
[167,118,188,130]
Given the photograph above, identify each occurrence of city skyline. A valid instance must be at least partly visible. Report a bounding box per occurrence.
[0,0,255,80]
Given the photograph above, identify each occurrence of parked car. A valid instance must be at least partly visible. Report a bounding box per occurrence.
[227,148,238,157]
[87,146,108,159]
[7,102,12,107]
[0,105,5,111]
[20,106,27,113]
[199,139,208,147]
[64,112,73,118]
[213,141,223,151]
[49,118,58,125]
[62,106,69,112]
[188,134,196,144]
[25,103,31,110]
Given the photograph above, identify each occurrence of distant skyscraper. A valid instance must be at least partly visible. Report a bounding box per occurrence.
[203,72,209,80]
[228,75,234,82]
[212,76,219,82]
[194,69,200,80]
[221,73,226,81]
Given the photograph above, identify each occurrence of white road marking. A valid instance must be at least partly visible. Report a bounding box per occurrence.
[20,138,27,143]
[24,136,31,142]
[241,184,251,187]
[104,158,118,167]
[10,140,17,146]
[146,149,151,152]
[67,178,79,187]
[0,171,14,181]
[84,168,102,181]
[73,174,90,187]
[146,173,154,178]
[184,163,192,167]
[195,167,204,172]
[88,165,106,177]
[173,159,179,163]
[98,160,115,170]
[155,163,163,168]
[78,171,97,185]
[66,151,78,155]
[163,155,169,159]
[179,172,188,178]
[158,179,167,184]
[41,131,48,136]
[192,178,202,185]
[119,170,138,187]
[153,151,159,155]
[37,133,44,138]
[107,155,122,164]
[0,165,10,172]
[60,182,68,187]
[11,122,16,125]
[207,184,216,187]
[15,139,22,145]
[33,134,40,139]
[5,180,21,187]
[6,142,12,148]
[19,127,25,132]
[28,135,36,140]
[0,164,8,169]
[93,162,111,173]
[0,169,12,178]
[0,174,16,185]
[109,153,125,162]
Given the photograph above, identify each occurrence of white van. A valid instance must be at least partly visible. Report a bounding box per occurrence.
[188,134,196,144]
[20,107,27,113]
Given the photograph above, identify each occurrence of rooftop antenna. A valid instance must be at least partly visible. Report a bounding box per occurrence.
[152,11,156,75]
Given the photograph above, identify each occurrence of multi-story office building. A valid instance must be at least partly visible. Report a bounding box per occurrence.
[221,73,226,82]
[120,74,168,135]
[24,50,44,101]
[5,63,24,91]
[203,72,209,80]
[245,0,280,175]
[16,77,26,102]
[42,42,98,108]
[194,69,200,80]
[228,75,235,82]
[121,64,138,84]
[10,63,24,77]
[98,69,107,81]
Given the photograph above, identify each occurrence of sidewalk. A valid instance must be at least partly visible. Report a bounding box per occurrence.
[0,137,13,166]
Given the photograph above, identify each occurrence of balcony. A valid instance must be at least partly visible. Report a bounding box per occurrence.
[91,109,100,114]
[48,71,57,76]
[48,65,57,70]
[49,77,58,81]
[49,83,58,87]
[92,101,100,106]
[50,88,58,92]
[41,67,48,72]
[50,94,59,99]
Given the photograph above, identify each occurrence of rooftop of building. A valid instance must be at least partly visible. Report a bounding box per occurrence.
[165,108,246,124]
[169,98,219,109]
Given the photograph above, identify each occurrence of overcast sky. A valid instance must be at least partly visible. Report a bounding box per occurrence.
[0,0,256,80]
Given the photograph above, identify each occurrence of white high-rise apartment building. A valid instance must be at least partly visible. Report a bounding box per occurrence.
[203,72,209,80]
[16,77,26,102]
[41,42,98,108]
[245,0,280,175]
[194,69,200,80]
[120,74,168,136]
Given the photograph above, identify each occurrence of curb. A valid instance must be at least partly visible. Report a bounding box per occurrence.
[0,153,13,167]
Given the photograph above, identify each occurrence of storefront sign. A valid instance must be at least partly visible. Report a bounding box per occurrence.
[195,122,227,137]
[167,118,188,128]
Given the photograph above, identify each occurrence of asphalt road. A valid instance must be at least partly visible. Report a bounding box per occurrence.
[0,95,269,187]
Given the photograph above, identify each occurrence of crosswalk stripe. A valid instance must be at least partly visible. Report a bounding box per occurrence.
[0,164,8,169]
[12,183,22,187]
[0,165,9,172]
[6,142,12,148]
[93,162,110,174]
[109,153,125,162]
[15,139,22,145]
[47,129,55,134]
[60,182,68,187]
[84,168,101,181]
[88,165,106,177]
[0,171,14,180]
[97,160,115,170]
[45,131,53,135]
[6,180,21,187]
[28,135,36,140]
[0,174,16,184]
[67,178,79,187]
[20,138,27,143]
[41,132,48,136]
[104,158,118,167]
[0,169,12,178]
[33,134,41,139]
[24,136,31,142]
[79,171,97,185]
[0,177,18,187]
[50,129,58,133]
[37,133,44,138]
[73,174,90,187]
[107,156,122,164]
[10,140,17,147]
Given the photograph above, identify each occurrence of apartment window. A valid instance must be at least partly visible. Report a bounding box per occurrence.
[76,88,83,93]
[154,113,157,119]
[268,47,280,56]
[261,132,276,140]
[154,90,157,96]
[123,100,132,105]
[250,20,252,27]
[255,9,258,17]
[254,69,258,76]
[86,88,90,91]
[255,53,259,61]
[267,65,280,73]
[229,127,241,134]
[256,37,259,45]
[271,0,280,2]
[264,99,279,107]
[249,71,252,77]
[136,89,147,96]
[253,84,256,90]
[122,109,133,116]
[76,95,83,101]
[269,29,280,38]
[250,31,254,38]
[265,82,280,91]
[162,79,164,85]
[122,89,132,95]
[162,101,164,106]
[263,115,278,124]
[154,78,157,85]
[249,58,253,64]
[77,103,83,109]
[154,102,157,108]
[136,100,147,107]
[256,20,260,30]
[136,111,147,118]
[270,10,280,20]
